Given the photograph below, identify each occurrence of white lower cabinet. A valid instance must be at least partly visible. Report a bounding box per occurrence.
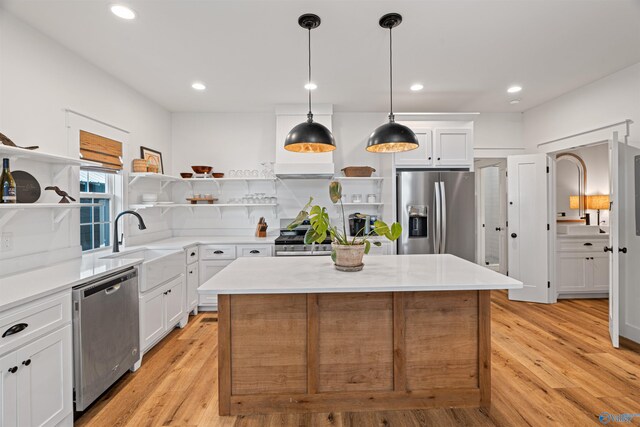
[556,236,609,297]
[198,260,232,310]
[186,263,199,314]
[140,275,186,353]
[1,325,72,427]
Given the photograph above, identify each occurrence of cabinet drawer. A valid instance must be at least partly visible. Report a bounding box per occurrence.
[237,245,272,257]
[198,294,218,307]
[200,245,236,260]
[185,246,199,265]
[0,292,71,355]
[558,239,607,252]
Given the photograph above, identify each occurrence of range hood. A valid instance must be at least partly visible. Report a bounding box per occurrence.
[274,104,335,179]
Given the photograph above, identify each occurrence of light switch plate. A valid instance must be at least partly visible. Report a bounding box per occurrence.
[0,232,13,251]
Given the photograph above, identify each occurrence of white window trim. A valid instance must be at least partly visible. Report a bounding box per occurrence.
[80,173,118,252]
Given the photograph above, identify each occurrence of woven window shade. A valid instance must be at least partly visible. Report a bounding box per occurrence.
[79,130,123,171]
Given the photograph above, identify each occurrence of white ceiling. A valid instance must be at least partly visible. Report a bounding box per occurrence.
[2,0,640,113]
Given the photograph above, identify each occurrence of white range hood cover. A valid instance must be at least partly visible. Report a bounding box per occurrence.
[274,104,335,179]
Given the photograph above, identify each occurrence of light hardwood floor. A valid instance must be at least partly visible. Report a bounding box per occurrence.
[76,292,640,426]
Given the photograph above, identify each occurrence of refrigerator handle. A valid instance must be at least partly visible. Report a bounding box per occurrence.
[439,181,447,254]
[434,182,441,254]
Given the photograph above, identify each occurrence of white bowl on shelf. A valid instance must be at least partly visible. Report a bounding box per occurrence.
[141,193,158,203]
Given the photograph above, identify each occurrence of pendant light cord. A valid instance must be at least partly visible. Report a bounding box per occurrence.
[307,27,313,121]
[389,26,394,122]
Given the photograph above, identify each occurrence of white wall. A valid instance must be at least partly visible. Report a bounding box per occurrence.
[0,11,172,274]
[524,62,640,150]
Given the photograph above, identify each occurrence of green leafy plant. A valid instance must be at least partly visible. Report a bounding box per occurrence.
[288,181,402,256]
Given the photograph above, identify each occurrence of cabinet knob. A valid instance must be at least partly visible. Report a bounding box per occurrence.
[190,252,196,257]
[604,246,613,253]
[8,366,18,374]
[437,157,441,161]
[428,157,432,160]
[22,359,31,366]
[619,247,628,254]
[495,227,502,231]
[510,233,517,238]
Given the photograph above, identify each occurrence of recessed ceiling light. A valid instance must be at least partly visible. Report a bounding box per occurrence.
[191,82,206,91]
[304,82,317,90]
[510,99,521,105]
[507,85,522,94]
[410,83,424,91]
[110,4,136,20]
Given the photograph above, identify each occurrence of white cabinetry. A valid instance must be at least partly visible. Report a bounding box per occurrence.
[394,122,474,169]
[139,274,186,353]
[185,246,199,315]
[556,235,609,297]
[0,292,72,427]
[198,244,275,311]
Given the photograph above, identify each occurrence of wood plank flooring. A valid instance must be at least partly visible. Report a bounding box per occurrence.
[76,292,640,426]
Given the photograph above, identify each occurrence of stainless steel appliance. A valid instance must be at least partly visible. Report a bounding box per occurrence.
[72,268,140,411]
[274,220,332,256]
[396,170,476,261]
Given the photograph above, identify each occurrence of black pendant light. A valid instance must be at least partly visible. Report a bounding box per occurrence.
[284,14,336,153]
[366,13,419,153]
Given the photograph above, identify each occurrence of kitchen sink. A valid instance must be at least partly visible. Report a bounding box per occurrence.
[102,249,184,292]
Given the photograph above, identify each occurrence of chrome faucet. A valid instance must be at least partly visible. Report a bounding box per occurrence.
[113,210,147,253]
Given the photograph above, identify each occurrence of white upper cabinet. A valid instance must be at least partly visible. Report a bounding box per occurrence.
[434,128,473,166]
[393,128,433,167]
[394,121,474,169]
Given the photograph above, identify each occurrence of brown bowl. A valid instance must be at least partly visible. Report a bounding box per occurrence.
[180,172,193,178]
[212,172,225,179]
[191,165,213,174]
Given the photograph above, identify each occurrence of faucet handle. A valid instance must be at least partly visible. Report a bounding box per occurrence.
[119,233,124,245]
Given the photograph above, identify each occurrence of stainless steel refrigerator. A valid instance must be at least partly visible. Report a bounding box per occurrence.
[396,170,476,261]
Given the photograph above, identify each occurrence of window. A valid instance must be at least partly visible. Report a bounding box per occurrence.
[80,170,114,251]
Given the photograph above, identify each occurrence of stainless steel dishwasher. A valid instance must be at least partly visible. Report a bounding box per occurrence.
[72,267,140,411]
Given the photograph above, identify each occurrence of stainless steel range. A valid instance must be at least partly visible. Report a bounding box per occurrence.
[274,220,332,256]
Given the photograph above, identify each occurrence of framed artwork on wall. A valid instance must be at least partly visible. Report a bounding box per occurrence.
[140,146,164,174]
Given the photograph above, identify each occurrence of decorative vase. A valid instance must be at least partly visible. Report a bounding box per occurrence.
[332,243,365,271]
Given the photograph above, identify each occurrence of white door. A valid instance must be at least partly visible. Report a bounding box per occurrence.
[507,154,550,303]
[165,277,185,327]
[16,326,72,427]
[187,265,199,310]
[393,128,433,166]
[141,288,165,351]
[1,351,18,427]
[608,138,640,347]
[434,128,473,166]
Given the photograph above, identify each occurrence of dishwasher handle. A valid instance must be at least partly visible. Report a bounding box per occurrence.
[104,284,121,295]
[77,268,137,299]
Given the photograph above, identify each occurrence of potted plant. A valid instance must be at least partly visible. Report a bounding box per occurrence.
[288,181,402,271]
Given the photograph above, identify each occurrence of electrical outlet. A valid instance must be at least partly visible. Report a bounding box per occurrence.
[1,232,13,251]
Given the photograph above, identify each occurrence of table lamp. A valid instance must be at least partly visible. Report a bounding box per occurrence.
[569,195,590,225]
[586,195,610,225]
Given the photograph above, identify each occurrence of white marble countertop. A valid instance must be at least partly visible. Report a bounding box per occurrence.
[123,235,277,251]
[198,254,523,295]
[0,257,142,312]
[0,234,277,313]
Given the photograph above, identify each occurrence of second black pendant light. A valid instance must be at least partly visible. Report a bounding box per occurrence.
[284,14,336,153]
[366,13,419,153]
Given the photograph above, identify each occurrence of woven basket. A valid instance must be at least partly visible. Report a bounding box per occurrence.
[342,166,376,177]
[132,159,147,173]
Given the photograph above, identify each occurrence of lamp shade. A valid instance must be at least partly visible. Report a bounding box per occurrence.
[284,120,336,153]
[569,195,582,210]
[366,121,419,153]
[586,195,610,210]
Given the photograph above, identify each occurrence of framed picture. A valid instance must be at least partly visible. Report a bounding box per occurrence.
[140,146,164,174]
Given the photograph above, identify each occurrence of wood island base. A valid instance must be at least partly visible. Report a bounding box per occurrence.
[218,290,491,416]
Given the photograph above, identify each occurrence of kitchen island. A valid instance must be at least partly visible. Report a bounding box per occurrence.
[198,254,522,416]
